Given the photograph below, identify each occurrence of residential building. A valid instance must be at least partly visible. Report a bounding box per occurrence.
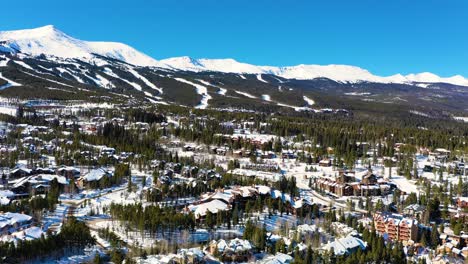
[373,213,418,242]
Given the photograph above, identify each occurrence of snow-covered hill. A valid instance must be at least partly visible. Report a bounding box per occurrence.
[1,25,468,87]
[0,25,161,67]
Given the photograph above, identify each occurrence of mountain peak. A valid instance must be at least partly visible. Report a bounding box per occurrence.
[0,25,160,67]
[35,24,57,31]
[0,25,65,40]
[33,25,62,35]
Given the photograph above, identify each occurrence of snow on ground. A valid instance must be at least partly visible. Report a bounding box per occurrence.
[409,110,430,117]
[103,67,142,90]
[136,254,179,264]
[389,175,420,195]
[143,91,166,104]
[82,72,114,89]
[277,102,311,112]
[344,92,371,96]
[196,79,227,96]
[230,168,282,182]
[0,25,160,67]
[453,116,468,123]
[8,226,45,242]
[90,230,111,249]
[37,65,55,72]
[13,60,34,70]
[56,67,85,83]
[20,70,74,88]
[174,78,212,109]
[146,97,168,105]
[414,83,431,88]
[42,203,68,232]
[92,218,241,248]
[0,72,21,90]
[303,95,315,106]
[0,57,9,67]
[94,74,114,89]
[262,94,271,101]
[254,212,297,232]
[217,87,227,95]
[0,190,14,205]
[64,102,114,110]
[257,74,268,83]
[0,105,17,116]
[53,247,102,264]
[144,91,158,99]
[239,74,246,79]
[63,185,134,218]
[196,79,216,87]
[273,77,284,83]
[235,90,257,98]
[127,67,163,94]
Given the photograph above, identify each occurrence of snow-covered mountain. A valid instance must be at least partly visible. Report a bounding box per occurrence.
[160,56,276,74]
[1,25,468,87]
[161,56,468,87]
[0,25,161,67]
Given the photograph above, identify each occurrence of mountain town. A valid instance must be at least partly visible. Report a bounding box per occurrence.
[0,1,468,264]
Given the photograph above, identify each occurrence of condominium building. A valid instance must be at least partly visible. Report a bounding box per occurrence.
[373,212,418,242]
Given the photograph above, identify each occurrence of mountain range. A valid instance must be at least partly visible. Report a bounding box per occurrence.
[1,25,468,87]
[0,25,467,120]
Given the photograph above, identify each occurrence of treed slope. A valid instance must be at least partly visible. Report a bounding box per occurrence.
[0,52,468,120]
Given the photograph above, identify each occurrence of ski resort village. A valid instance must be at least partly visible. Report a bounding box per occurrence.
[0,13,467,263]
[0,98,465,264]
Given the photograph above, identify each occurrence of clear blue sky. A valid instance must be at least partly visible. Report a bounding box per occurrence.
[1,0,467,76]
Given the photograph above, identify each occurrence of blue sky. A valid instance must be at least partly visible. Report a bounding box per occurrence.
[1,0,467,76]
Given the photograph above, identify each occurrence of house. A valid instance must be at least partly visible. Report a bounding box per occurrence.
[199,189,235,204]
[322,235,367,255]
[0,212,33,236]
[209,238,253,262]
[9,166,32,179]
[291,224,318,240]
[231,186,259,202]
[259,253,292,264]
[4,226,45,243]
[100,147,116,156]
[456,197,468,209]
[76,168,112,189]
[34,167,55,174]
[361,171,378,185]
[255,185,271,197]
[173,248,205,264]
[404,204,426,217]
[242,162,279,172]
[319,159,331,167]
[423,164,434,172]
[429,148,451,162]
[290,197,315,215]
[188,199,230,219]
[57,166,80,179]
[270,190,316,215]
[316,175,364,197]
[10,174,68,196]
[330,222,359,238]
[439,233,468,251]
